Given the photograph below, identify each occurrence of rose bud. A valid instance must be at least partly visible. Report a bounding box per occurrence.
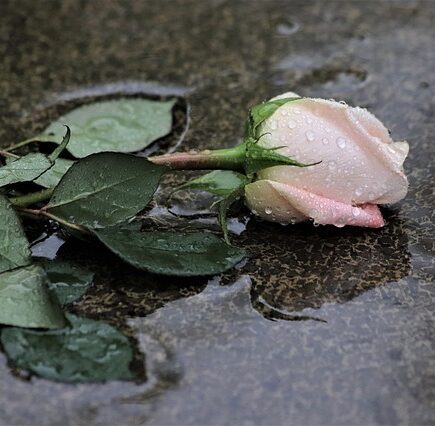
[244,92,409,228]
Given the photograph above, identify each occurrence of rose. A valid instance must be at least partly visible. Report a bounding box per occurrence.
[244,92,409,228]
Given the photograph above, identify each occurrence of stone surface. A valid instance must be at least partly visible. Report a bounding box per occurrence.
[0,0,434,424]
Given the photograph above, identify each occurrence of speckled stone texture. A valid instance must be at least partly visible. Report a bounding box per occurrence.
[0,0,434,425]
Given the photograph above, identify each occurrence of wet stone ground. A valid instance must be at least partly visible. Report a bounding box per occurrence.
[1,0,435,424]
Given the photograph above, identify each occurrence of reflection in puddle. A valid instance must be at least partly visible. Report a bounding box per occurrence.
[30,233,66,259]
[276,20,300,36]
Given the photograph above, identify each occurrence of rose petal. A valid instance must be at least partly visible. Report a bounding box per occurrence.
[258,98,408,205]
[245,180,385,228]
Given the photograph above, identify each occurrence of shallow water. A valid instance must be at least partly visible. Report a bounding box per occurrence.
[0,0,434,424]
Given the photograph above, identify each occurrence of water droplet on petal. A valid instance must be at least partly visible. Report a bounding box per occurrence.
[287,120,296,129]
[322,137,329,145]
[328,160,336,170]
[265,207,273,215]
[309,208,319,218]
[305,130,315,142]
[352,207,361,217]
[336,137,347,149]
[270,120,278,130]
[355,188,363,197]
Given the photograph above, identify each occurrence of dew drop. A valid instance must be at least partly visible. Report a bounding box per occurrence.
[265,207,273,215]
[328,160,336,170]
[336,137,347,149]
[305,130,315,142]
[352,207,361,217]
[270,120,278,130]
[287,120,297,129]
[355,188,363,197]
[309,208,319,218]
[322,137,329,145]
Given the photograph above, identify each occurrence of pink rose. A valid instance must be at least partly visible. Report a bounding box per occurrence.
[244,93,409,228]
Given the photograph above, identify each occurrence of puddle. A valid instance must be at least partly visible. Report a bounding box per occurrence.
[276,20,300,36]
[30,233,66,259]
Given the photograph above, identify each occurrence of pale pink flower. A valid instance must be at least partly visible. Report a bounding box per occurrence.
[245,93,409,228]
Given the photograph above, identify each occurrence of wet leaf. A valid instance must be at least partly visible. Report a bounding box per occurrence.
[0,265,66,328]
[95,228,247,276]
[34,158,74,188]
[0,195,31,273]
[0,153,52,187]
[48,125,71,161]
[47,152,167,228]
[1,313,135,383]
[39,260,94,305]
[175,170,249,197]
[41,98,176,158]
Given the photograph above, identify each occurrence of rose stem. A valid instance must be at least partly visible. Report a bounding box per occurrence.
[148,145,246,171]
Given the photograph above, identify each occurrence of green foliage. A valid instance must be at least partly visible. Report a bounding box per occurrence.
[0,153,53,187]
[175,170,249,197]
[1,314,135,383]
[0,195,31,273]
[34,158,74,188]
[47,152,167,228]
[41,98,176,158]
[95,228,247,276]
[0,265,66,328]
[40,260,94,305]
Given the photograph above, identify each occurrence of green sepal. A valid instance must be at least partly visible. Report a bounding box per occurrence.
[244,136,320,176]
[246,96,301,139]
[173,170,249,198]
[216,187,245,245]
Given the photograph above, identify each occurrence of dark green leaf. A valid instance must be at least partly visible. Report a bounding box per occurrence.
[95,229,247,276]
[34,158,74,188]
[0,195,31,273]
[47,152,167,228]
[1,313,135,383]
[247,97,301,139]
[0,265,66,328]
[48,125,71,161]
[0,153,52,187]
[41,98,176,158]
[175,170,249,197]
[40,260,94,305]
